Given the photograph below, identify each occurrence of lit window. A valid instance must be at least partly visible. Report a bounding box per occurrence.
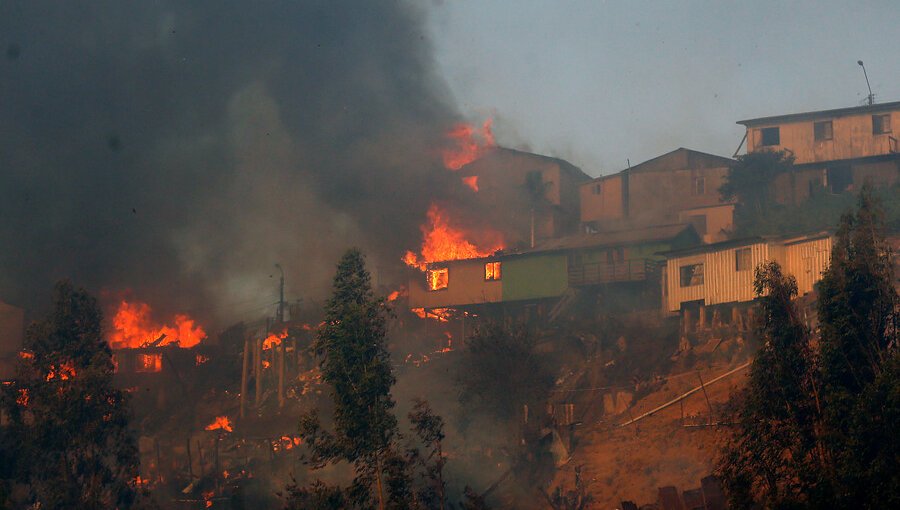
[735,247,752,271]
[136,353,162,373]
[679,263,704,287]
[873,114,892,134]
[426,267,448,291]
[484,261,501,281]
[760,127,780,146]
[814,120,833,141]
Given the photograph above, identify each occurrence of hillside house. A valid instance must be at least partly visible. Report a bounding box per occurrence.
[459,148,592,246]
[408,223,699,311]
[738,101,900,204]
[663,233,832,331]
[579,148,735,243]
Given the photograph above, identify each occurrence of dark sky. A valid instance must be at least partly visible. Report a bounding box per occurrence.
[0,1,463,322]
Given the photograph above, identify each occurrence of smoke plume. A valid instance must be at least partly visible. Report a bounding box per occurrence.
[0,1,463,324]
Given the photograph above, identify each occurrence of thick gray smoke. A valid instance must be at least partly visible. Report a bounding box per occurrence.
[0,1,463,324]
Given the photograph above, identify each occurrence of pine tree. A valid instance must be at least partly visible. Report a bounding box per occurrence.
[297,248,400,510]
[0,281,140,509]
[717,262,826,508]
[816,185,900,505]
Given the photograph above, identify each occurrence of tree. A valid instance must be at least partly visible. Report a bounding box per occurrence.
[0,281,140,509]
[719,150,794,230]
[815,185,900,506]
[296,248,401,510]
[717,262,826,508]
[457,320,555,422]
[407,399,447,510]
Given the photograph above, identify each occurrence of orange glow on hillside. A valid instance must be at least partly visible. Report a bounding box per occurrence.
[45,361,76,382]
[109,299,206,349]
[403,203,504,269]
[205,416,233,433]
[462,175,479,192]
[443,118,495,170]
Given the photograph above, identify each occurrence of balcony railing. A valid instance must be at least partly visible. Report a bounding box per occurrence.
[567,259,656,286]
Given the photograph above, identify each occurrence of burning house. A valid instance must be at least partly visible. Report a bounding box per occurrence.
[409,223,700,313]
[737,101,900,203]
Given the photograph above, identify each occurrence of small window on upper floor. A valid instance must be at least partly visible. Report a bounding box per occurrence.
[691,176,705,195]
[760,127,780,146]
[592,182,602,195]
[484,261,501,281]
[735,247,752,272]
[814,120,833,141]
[873,114,892,135]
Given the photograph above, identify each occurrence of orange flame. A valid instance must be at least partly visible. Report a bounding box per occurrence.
[263,329,288,350]
[45,361,76,381]
[462,175,479,192]
[443,119,495,170]
[403,203,504,269]
[387,286,407,302]
[109,299,206,349]
[205,416,233,433]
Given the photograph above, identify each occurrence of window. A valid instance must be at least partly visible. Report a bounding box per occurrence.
[735,247,752,271]
[692,177,705,195]
[814,120,833,141]
[592,182,602,194]
[426,267,448,291]
[606,247,625,264]
[136,353,162,373]
[873,114,892,134]
[679,263,704,287]
[484,261,501,280]
[760,127,780,146]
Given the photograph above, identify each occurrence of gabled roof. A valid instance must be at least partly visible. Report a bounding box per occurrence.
[584,148,733,183]
[737,100,900,127]
[466,146,592,182]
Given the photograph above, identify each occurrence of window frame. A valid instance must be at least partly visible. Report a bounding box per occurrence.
[814,120,833,141]
[873,114,892,135]
[760,127,780,146]
[735,247,752,272]
[692,176,706,196]
[679,263,704,287]
[484,261,502,281]
[426,267,449,291]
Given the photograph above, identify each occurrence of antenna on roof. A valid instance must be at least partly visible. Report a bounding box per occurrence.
[857,60,875,105]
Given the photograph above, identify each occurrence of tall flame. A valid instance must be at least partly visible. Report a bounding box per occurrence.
[109,299,206,349]
[442,118,494,170]
[403,203,504,269]
[205,416,233,433]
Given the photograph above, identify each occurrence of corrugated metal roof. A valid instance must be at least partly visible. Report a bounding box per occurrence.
[524,223,697,253]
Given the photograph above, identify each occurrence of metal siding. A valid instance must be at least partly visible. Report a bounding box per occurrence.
[704,242,767,306]
[784,237,832,296]
[666,253,706,311]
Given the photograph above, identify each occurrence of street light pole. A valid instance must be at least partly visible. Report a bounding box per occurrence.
[858,60,874,105]
[274,263,285,324]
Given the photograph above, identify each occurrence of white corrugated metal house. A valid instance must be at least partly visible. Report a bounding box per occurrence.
[663,233,832,326]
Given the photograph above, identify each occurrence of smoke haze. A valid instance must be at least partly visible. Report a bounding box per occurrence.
[0,0,465,323]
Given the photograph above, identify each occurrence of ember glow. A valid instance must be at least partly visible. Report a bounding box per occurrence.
[109,299,206,349]
[387,286,407,301]
[45,361,76,382]
[403,203,504,269]
[442,118,495,170]
[462,175,479,192]
[263,329,288,350]
[205,416,233,433]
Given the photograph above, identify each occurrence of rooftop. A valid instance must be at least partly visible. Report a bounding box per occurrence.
[737,100,900,127]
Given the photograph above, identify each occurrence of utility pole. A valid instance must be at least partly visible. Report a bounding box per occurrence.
[275,263,285,324]
[858,60,875,105]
